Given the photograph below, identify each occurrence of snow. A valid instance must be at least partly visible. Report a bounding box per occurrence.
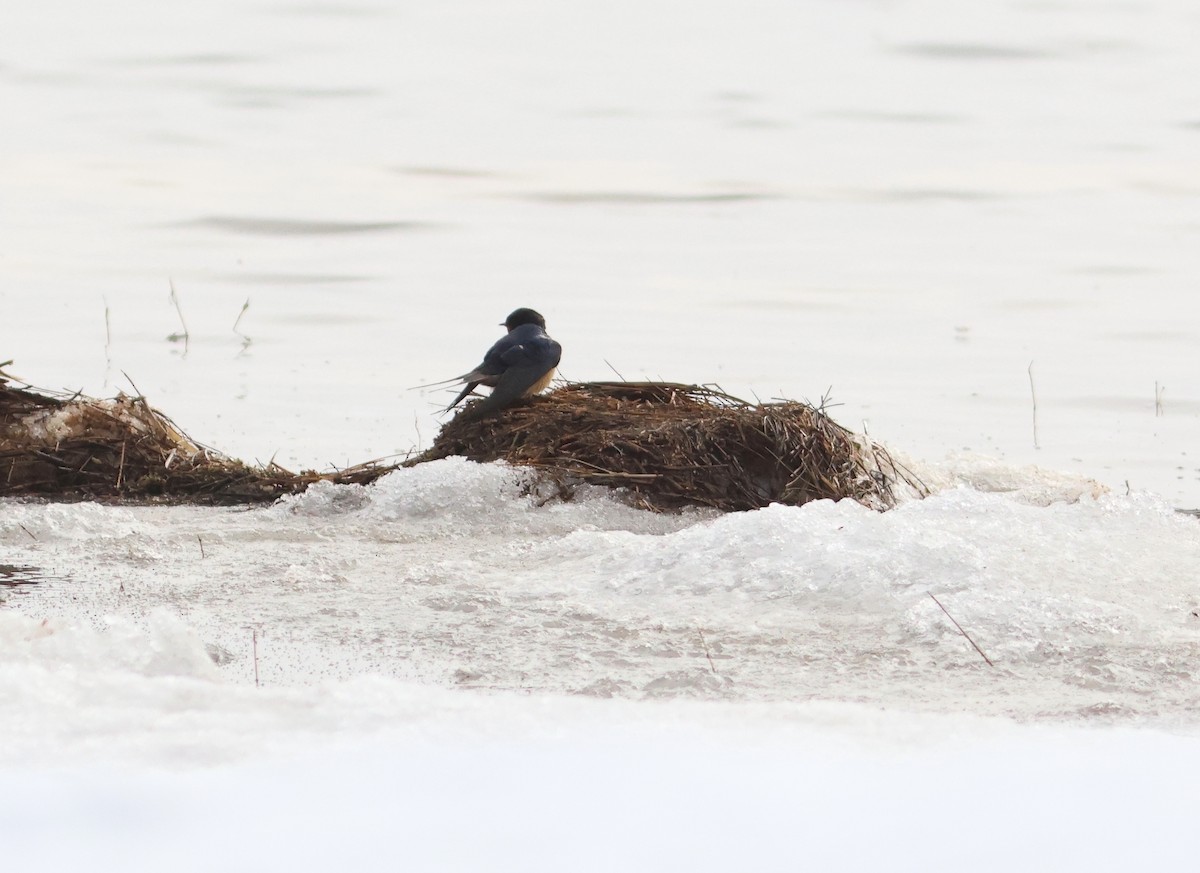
[3,697,1199,871]
[4,466,1199,866]
[3,0,1200,867]
[8,461,1198,719]
[2,714,1200,873]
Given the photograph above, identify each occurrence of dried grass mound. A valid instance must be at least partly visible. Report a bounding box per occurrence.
[412,381,925,512]
[2,363,923,512]
[0,366,395,504]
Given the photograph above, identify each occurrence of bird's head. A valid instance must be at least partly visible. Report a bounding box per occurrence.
[502,308,547,331]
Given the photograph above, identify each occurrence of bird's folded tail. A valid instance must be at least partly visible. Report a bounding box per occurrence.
[407,376,462,391]
[449,364,554,424]
[409,364,497,392]
[445,380,483,412]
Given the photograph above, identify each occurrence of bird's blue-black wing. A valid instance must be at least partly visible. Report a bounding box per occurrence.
[455,332,561,421]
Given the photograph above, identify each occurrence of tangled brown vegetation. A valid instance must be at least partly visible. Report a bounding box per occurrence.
[412,382,925,512]
[0,365,391,504]
[1,365,923,512]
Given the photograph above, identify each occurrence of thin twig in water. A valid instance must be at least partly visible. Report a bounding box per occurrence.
[1155,381,1165,417]
[19,523,37,541]
[233,298,252,353]
[929,592,994,667]
[1028,361,1039,449]
[168,279,190,353]
[197,535,206,559]
[232,298,250,334]
[697,627,719,675]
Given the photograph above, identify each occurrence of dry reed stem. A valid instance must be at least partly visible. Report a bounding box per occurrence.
[1028,361,1039,450]
[929,593,995,667]
[697,627,719,676]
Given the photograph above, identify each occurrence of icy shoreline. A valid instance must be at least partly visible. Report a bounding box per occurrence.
[3,459,1199,871]
[5,459,1199,751]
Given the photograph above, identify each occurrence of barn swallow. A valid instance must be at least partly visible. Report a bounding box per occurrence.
[434,308,562,421]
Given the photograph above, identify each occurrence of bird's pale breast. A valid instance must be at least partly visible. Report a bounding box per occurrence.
[524,367,557,397]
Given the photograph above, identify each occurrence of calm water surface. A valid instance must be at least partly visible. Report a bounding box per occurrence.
[3,0,1198,503]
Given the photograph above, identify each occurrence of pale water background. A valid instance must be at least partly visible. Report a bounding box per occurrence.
[3,1,1200,869]
[5,0,1199,503]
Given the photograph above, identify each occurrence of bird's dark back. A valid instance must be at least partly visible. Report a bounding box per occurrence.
[483,322,561,371]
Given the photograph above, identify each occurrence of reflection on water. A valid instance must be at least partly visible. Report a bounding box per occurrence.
[991,298,1084,312]
[102,53,260,68]
[1054,396,1200,414]
[1104,330,1195,342]
[852,188,1000,203]
[519,191,775,205]
[1069,265,1160,276]
[273,3,386,17]
[208,272,373,285]
[815,110,968,125]
[893,42,1058,60]
[723,118,789,130]
[206,84,380,108]
[173,217,429,236]
[398,166,500,179]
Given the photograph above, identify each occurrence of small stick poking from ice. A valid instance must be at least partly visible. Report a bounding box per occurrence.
[929,593,995,668]
[197,535,206,559]
[697,627,719,675]
[1027,360,1039,450]
[243,626,262,688]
